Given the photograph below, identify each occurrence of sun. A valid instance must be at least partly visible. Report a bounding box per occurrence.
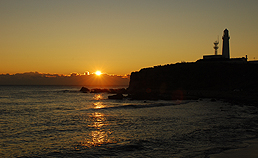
[95,71,102,76]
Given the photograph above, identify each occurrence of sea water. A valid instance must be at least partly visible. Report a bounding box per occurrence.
[1,86,258,158]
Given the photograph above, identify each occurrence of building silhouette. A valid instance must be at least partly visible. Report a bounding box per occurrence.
[222,29,230,59]
[200,28,247,63]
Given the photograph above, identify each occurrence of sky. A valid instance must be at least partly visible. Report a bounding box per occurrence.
[1,0,258,75]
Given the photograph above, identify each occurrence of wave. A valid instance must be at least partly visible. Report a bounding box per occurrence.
[87,100,193,111]
[60,90,81,93]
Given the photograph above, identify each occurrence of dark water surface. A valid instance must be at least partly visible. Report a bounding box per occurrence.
[1,86,258,157]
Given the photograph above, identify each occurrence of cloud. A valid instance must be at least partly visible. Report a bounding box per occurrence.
[0,72,129,86]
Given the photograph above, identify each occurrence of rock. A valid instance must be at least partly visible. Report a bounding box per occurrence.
[108,93,124,100]
[90,88,110,93]
[211,98,217,102]
[80,87,90,93]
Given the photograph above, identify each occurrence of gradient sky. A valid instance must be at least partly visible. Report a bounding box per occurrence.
[1,0,258,75]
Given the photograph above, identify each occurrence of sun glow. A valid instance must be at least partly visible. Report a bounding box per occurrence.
[95,71,102,76]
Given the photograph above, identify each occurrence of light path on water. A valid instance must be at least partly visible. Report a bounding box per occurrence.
[1,86,258,157]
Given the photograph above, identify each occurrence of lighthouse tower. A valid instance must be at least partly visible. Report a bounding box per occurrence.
[222,29,230,59]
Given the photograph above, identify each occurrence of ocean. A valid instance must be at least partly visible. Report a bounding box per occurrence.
[1,86,258,158]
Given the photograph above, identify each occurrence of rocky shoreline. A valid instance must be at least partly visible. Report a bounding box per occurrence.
[80,86,127,94]
[181,89,258,106]
[127,89,258,106]
[79,86,258,106]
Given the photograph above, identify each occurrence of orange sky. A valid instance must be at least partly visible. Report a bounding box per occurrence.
[1,0,258,75]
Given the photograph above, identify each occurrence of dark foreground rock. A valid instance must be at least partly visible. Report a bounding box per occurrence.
[90,88,127,94]
[90,88,110,93]
[127,89,258,106]
[79,87,128,94]
[108,94,124,100]
[80,87,90,93]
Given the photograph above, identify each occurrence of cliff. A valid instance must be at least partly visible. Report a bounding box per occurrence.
[128,62,258,100]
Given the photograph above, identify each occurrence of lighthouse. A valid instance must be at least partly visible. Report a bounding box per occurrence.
[222,29,230,59]
[200,28,247,63]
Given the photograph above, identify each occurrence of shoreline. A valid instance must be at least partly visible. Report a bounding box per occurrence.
[194,90,258,158]
[127,89,258,107]
[185,90,258,106]
[209,138,258,158]
[127,89,258,158]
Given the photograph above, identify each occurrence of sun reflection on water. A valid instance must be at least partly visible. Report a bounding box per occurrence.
[93,102,105,109]
[83,130,115,147]
[93,94,103,100]
[78,112,116,148]
[87,112,106,129]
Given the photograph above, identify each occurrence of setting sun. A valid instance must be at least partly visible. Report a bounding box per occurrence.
[95,71,102,76]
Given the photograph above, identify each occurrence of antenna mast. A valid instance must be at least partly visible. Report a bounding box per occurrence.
[213,36,219,55]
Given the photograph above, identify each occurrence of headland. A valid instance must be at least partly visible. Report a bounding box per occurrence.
[127,29,258,105]
[127,62,258,102]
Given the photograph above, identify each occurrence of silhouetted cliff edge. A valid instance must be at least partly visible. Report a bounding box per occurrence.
[128,62,258,103]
